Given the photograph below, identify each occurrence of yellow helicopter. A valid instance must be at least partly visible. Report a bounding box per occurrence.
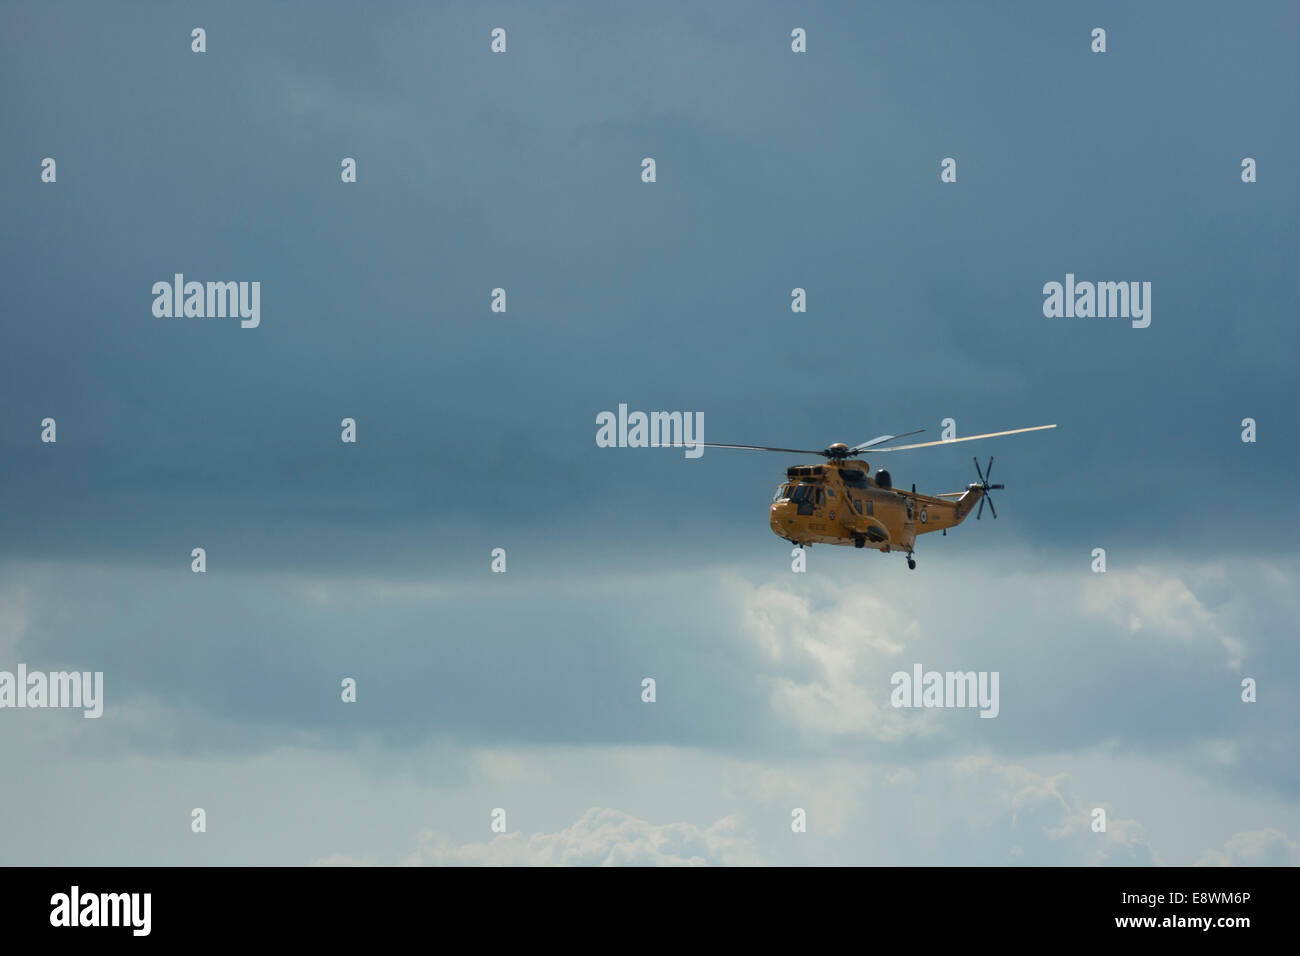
[661,424,1055,569]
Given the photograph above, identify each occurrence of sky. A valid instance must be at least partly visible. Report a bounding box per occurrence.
[1,0,1297,866]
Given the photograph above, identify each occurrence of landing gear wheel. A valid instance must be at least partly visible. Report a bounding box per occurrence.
[853,535,865,549]
[907,556,916,570]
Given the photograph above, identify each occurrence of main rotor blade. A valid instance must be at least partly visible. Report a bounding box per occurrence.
[861,424,1057,453]
[651,441,829,456]
[849,429,925,453]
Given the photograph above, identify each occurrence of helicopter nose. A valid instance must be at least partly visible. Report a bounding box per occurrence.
[770,500,796,531]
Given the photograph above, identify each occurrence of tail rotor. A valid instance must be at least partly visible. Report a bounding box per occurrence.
[973,457,1005,519]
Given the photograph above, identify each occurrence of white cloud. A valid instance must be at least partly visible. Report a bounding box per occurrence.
[726,574,928,741]
[952,757,1161,865]
[1079,566,1247,670]
[1196,829,1300,866]
[720,556,1286,754]
[725,752,1160,865]
[403,807,762,867]
[310,853,372,867]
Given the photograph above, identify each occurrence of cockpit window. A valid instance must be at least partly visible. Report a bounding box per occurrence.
[789,485,825,513]
[790,483,818,515]
[772,484,792,502]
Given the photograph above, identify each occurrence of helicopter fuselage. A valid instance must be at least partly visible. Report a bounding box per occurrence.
[769,459,984,555]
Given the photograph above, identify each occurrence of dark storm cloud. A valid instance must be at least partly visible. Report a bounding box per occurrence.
[1,1,1297,573]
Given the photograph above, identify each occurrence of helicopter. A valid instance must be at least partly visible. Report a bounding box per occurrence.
[658,424,1056,569]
